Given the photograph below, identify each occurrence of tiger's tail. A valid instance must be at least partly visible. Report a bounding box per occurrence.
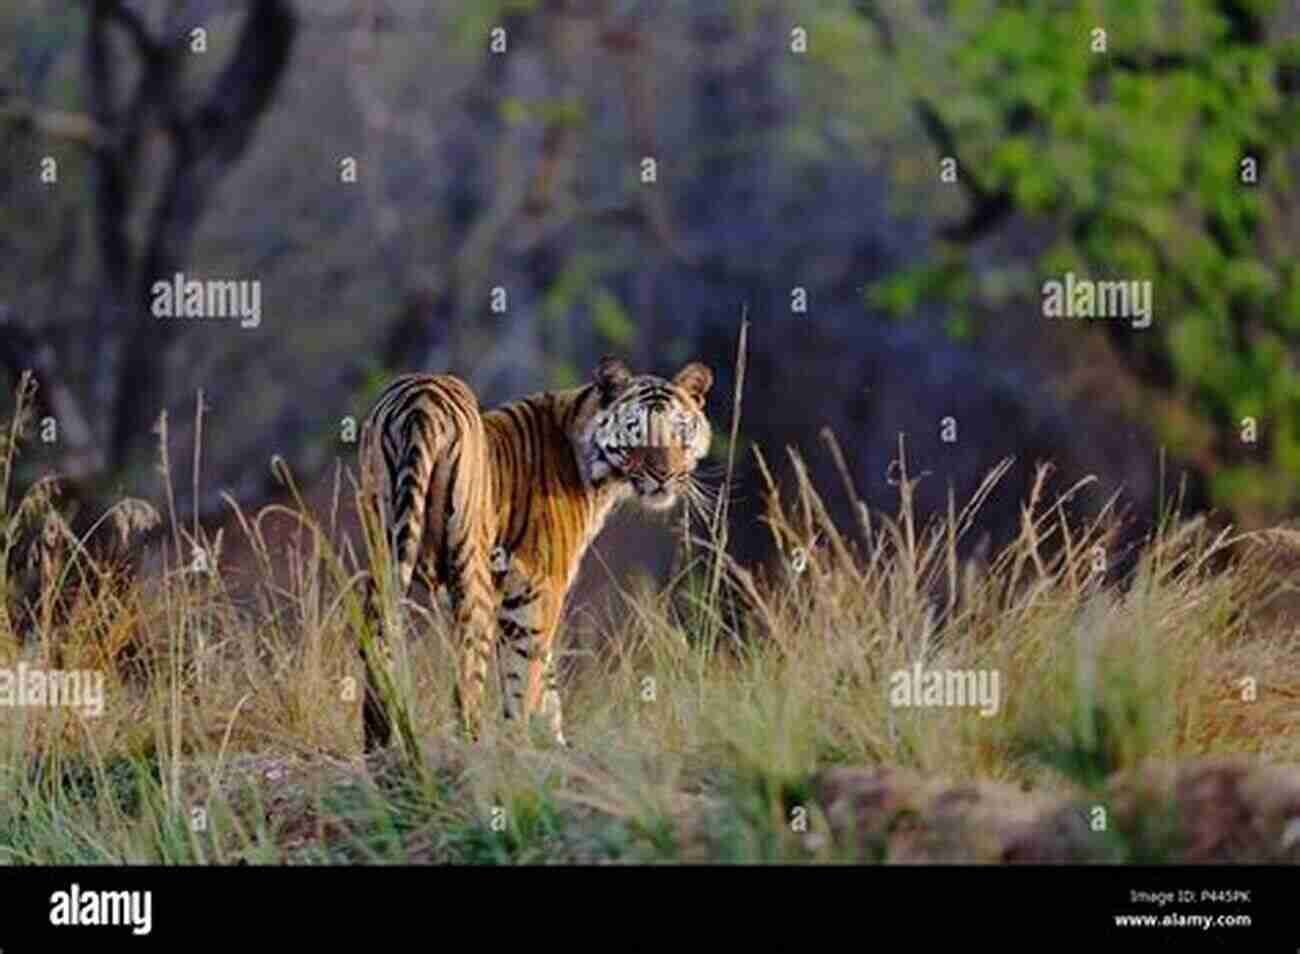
[389,406,435,594]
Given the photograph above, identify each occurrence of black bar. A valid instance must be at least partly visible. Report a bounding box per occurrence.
[0,865,1295,949]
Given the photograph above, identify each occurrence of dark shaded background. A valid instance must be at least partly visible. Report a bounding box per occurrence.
[2,1,1298,616]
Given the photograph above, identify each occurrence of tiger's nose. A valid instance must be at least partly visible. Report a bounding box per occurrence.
[625,446,669,478]
[641,448,672,480]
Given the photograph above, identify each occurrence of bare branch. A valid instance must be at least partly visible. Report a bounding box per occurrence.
[0,307,105,485]
[857,6,1016,244]
[100,0,298,471]
[94,0,162,63]
[0,101,106,147]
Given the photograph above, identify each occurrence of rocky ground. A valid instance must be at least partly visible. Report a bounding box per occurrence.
[814,756,1300,863]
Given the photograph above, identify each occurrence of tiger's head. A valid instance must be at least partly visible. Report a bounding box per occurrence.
[575,356,714,511]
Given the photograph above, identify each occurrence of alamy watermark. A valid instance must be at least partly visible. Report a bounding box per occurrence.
[0,662,105,717]
[889,663,1000,717]
[50,884,152,936]
[1042,271,1152,329]
[151,271,261,328]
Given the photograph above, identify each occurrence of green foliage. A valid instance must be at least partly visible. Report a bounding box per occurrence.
[542,257,591,324]
[623,813,680,861]
[500,95,585,128]
[1021,701,1143,794]
[442,789,566,864]
[1106,799,1187,863]
[36,754,161,818]
[718,768,819,862]
[448,0,540,55]
[591,288,636,349]
[868,0,1300,520]
[867,258,971,319]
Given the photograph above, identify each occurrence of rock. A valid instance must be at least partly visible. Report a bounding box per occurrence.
[813,756,1300,863]
[814,765,1065,862]
[1105,755,1300,863]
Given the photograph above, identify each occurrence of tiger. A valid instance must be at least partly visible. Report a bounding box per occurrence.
[357,355,714,750]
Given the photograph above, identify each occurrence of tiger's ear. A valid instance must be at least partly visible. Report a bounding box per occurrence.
[673,362,713,405]
[594,355,633,399]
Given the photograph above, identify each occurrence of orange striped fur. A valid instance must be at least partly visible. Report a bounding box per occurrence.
[358,357,713,749]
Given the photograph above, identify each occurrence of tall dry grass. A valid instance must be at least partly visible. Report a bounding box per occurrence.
[1,346,1299,863]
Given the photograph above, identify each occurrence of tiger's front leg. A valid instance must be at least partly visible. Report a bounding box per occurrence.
[495,553,567,746]
[538,643,567,748]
